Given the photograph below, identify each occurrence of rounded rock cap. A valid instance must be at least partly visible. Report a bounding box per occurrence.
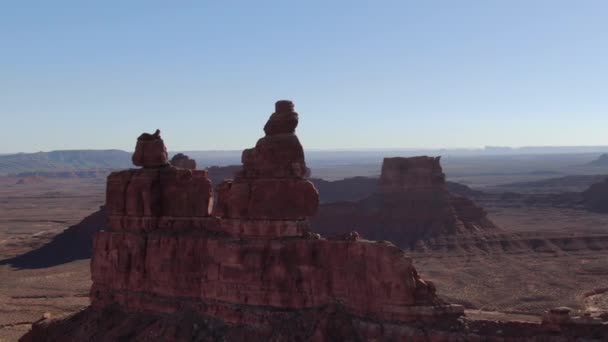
[275,100,294,113]
[132,129,169,168]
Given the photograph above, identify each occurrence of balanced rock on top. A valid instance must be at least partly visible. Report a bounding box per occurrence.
[132,129,169,168]
[263,100,299,135]
[240,100,307,179]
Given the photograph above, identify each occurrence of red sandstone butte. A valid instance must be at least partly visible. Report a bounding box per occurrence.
[311,156,497,248]
[22,102,608,341]
[170,152,197,169]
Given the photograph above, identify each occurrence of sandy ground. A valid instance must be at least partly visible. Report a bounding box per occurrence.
[415,204,608,314]
[0,177,103,341]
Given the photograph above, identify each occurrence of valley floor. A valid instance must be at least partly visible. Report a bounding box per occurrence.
[1,177,608,340]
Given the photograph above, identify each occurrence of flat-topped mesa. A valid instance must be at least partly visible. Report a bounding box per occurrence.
[106,131,214,232]
[214,101,318,237]
[379,156,446,193]
[132,129,169,168]
[312,155,497,248]
[170,153,197,170]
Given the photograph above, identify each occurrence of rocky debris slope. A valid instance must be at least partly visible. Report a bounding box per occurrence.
[312,156,497,248]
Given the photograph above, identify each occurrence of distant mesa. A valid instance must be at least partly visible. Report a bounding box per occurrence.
[582,177,608,213]
[15,176,45,185]
[0,150,132,176]
[13,170,112,180]
[311,156,497,248]
[170,153,197,169]
[589,153,608,166]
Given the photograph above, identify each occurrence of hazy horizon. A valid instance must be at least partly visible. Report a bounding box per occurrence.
[4,144,608,156]
[2,1,607,153]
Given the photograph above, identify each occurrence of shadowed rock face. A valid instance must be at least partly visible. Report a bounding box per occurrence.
[170,153,196,169]
[582,178,608,213]
[311,156,497,248]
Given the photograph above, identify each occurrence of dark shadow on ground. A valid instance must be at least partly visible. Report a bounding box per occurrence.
[0,206,106,269]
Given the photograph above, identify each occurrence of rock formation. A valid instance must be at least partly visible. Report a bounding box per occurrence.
[582,178,608,213]
[21,102,608,341]
[213,100,318,228]
[312,156,497,248]
[22,101,466,341]
[170,153,197,169]
[589,153,608,166]
[131,129,169,168]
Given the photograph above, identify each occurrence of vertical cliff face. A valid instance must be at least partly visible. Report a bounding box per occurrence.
[312,156,497,248]
[379,156,446,193]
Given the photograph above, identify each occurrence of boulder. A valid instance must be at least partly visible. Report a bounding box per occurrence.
[170,153,196,169]
[263,100,299,135]
[131,129,169,168]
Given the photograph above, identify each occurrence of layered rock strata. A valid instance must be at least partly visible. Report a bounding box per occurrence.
[22,101,467,341]
[312,156,497,248]
[213,100,318,237]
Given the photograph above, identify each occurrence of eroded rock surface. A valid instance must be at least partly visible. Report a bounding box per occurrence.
[22,101,466,341]
[214,101,318,225]
[131,129,169,168]
[170,153,197,169]
[312,156,497,248]
[21,103,608,341]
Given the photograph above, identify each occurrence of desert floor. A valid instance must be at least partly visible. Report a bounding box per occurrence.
[1,175,608,340]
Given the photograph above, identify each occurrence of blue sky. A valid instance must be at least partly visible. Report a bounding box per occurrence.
[1,1,607,153]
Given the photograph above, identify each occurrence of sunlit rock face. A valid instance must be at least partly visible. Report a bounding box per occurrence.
[213,100,319,230]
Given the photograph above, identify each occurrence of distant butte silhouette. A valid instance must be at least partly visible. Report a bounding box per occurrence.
[311,156,497,248]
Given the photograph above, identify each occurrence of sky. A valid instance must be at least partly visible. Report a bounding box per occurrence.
[1,1,607,153]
